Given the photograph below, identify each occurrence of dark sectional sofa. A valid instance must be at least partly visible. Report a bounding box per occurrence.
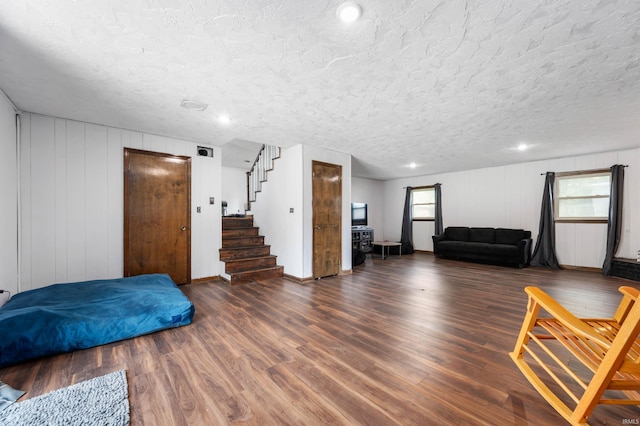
[432,227,532,268]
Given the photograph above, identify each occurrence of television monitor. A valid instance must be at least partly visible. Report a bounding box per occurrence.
[351,202,368,226]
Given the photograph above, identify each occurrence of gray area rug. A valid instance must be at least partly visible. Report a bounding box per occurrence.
[0,370,129,426]
[0,381,25,411]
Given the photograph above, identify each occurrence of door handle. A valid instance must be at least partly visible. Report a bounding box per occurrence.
[181,226,186,231]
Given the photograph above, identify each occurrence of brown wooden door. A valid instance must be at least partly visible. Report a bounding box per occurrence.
[124,148,191,284]
[312,161,342,279]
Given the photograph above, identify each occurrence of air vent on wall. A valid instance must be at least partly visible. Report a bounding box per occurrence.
[197,146,213,157]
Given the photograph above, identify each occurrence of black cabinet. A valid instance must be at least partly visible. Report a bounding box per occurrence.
[352,227,374,253]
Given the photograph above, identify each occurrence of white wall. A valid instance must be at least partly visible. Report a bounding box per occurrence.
[352,178,435,250]
[221,166,247,215]
[383,149,640,268]
[351,177,384,239]
[251,144,352,279]
[0,94,17,295]
[251,145,304,277]
[20,113,221,291]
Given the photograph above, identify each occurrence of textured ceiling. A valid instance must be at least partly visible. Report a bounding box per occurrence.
[1,1,640,179]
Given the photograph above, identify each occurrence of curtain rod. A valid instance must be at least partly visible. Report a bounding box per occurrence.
[540,165,628,175]
[402,183,441,189]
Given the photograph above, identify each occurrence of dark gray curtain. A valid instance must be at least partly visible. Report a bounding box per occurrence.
[401,187,414,254]
[434,183,443,235]
[602,165,625,275]
[530,172,562,269]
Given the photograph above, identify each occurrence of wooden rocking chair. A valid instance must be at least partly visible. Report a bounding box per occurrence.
[510,286,640,425]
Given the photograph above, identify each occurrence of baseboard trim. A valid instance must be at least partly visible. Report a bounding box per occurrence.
[190,275,222,284]
[283,272,353,282]
[283,273,314,283]
[559,265,601,273]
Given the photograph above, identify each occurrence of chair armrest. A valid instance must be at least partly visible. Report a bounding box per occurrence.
[614,286,640,323]
[620,286,640,300]
[432,234,447,243]
[517,239,533,265]
[525,286,612,349]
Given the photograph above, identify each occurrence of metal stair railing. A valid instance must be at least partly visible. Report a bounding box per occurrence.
[246,144,281,210]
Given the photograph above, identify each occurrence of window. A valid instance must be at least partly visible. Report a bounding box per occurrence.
[411,186,435,220]
[351,202,368,226]
[555,170,610,222]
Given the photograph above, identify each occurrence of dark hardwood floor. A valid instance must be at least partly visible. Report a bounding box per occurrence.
[2,253,640,425]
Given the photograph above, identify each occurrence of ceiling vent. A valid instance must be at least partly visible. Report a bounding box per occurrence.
[181,99,208,111]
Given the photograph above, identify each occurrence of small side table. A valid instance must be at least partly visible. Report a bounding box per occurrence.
[373,241,402,260]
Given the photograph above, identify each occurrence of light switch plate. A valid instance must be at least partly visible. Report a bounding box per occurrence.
[209,197,215,205]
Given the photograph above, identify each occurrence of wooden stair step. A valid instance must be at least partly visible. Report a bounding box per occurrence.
[229,266,284,285]
[220,245,271,260]
[224,255,277,273]
[221,215,283,285]
[222,236,265,248]
[222,217,254,229]
[222,227,259,238]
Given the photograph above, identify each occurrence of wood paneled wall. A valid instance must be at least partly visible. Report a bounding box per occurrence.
[19,113,221,291]
[0,95,18,294]
[381,148,640,268]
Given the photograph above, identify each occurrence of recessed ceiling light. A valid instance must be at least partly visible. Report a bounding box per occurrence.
[409,162,417,169]
[180,99,208,111]
[517,143,528,151]
[218,114,231,125]
[337,2,362,23]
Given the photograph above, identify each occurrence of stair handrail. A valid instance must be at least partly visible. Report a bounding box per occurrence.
[246,144,282,211]
[249,144,266,178]
[247,145,264,209]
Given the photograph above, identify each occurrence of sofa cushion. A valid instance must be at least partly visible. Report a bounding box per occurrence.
[437,241,469,251]
[438,241,492,255]
[438,240,478,252]
[486,244,519,257]
[495,228,526,245]
[461,242,494,255]
[445,227,469,242]
[469,228,495,243]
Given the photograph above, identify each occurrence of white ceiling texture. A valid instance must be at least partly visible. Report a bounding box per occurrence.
[1,1,639,179]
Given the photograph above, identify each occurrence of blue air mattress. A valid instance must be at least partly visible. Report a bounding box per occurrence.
[0,274,194,368]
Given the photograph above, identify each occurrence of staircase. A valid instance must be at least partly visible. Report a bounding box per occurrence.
[220,216,284,285]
